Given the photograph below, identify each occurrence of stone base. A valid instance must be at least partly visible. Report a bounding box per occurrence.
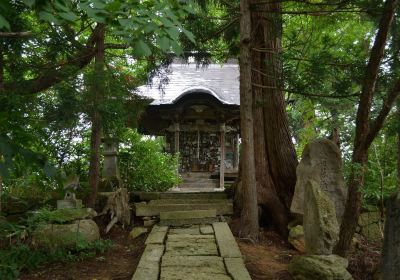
[288,254,353,280]
[57,199,82,209]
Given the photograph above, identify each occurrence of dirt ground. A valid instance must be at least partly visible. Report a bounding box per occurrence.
[19,225,147,280]
[19,218,381,280]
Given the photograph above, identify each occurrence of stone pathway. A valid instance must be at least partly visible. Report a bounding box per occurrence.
[132,222,251,280]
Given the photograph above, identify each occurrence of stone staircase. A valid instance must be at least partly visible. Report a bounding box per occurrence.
[134,191,233,226]
[178,172,220,191]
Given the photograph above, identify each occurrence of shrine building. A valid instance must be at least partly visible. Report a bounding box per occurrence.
[138,59,240,189]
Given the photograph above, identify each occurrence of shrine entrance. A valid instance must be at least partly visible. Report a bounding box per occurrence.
[139,89,240,188]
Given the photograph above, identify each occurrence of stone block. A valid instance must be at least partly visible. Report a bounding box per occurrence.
[167,234,214,242]
[144,219,157,227]
[132,267,159,280]
[213,222,242,258]
[160,267,231,280]
[161,255,225,272]
[288,254,353,280]
[160,217,219,226]
[165,240,218,256]
[224,257,252,280]
[137,244,165,266]
[160,209,217,220]
[32,219,100,249]
[129,227,148,239]
[135,202,233,217]
[145,225,168,245]
[169,225,200,235]
[200,224,214,235]
[56,199,82,209]
[149,199,231,205]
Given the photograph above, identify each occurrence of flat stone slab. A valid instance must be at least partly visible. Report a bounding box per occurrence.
[225,257,252,280]
[134,191,227,201]
[160,209,217,220]
[162,255,225,272]
[137,244,165,266]
[169,226,200,235]
[165,240,218,256]
[160,192,227,200]
[133,244,164,280]
[168,234,215,242]
[160,217,219,226]
[132,267,159,280]
[145,225,168,245]
[150,199,231,205]
[135,203,233,217]
[200,225,214,235]
[213,222,242,258]
[160,266,232,280]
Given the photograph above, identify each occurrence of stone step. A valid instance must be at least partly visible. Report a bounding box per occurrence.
[149,199,231,205]
[135,191,227,201]
[135,202,233,217]
[181,172,212,179]
[159,210,218,226]
[179,182,219,189]
[160,209,217,220]
[180,178,218,183]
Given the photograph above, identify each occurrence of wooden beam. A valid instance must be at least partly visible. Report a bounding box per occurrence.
[174,123,180,154]
[220,124,226,189]
[233,133,240,170]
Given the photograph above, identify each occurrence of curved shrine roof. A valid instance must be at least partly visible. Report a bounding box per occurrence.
[137,61,240,106]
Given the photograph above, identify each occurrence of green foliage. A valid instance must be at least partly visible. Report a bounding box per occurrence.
[26,208,91,226]
[0,239,112,280]
[119,129,181,192]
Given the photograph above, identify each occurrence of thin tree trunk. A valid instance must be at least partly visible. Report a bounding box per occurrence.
[335,0,399,256]
[395,98,400,191]
[239,0,259,241]
[87,24,105,208]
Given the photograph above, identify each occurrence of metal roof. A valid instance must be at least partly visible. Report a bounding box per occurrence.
[137,61,240,105]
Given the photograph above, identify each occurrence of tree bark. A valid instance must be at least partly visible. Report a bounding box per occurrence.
[239,0,259,241]
[87,24,105,208]
[244,0,297,237]
[334,0,399,256]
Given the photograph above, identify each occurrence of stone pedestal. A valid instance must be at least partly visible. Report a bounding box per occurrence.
[57,199,82,209]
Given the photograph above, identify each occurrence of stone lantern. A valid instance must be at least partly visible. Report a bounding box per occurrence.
[102,137,120,179]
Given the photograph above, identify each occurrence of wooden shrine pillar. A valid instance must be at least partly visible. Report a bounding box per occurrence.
[233,133,240,170]
[220,124,226,189]
[174,123,180,154]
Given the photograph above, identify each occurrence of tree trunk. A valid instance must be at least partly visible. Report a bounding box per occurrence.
[87,24,105,208]
[239,0,259,241]
[398,101,400,189]
[334,0,399,256]
[247,0,297,236]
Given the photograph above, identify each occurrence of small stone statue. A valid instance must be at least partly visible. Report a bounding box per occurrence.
[57,175,82,209]
[64,175,80,201]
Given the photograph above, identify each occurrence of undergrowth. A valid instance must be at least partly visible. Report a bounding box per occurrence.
[0,239,112,280]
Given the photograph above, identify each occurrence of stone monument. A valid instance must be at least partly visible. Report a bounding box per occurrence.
[290,138,347,222]
[288,139,353,280]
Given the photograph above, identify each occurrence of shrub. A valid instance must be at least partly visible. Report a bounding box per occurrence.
[119,129,181,192]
